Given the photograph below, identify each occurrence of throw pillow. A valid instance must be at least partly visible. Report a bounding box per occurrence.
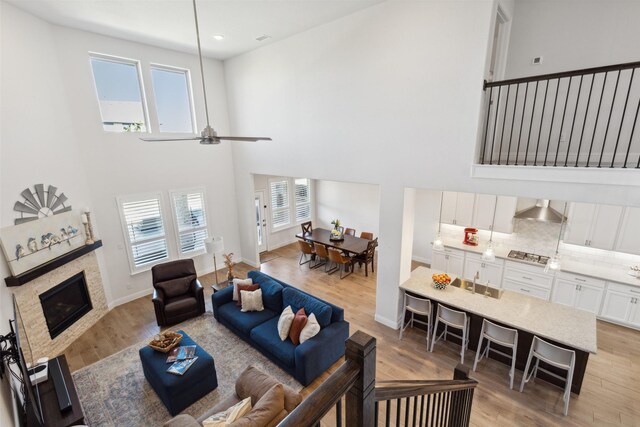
[202,397,252,427]
[299,313,321,344]
[289,308,308,345]
[277,306,295,341]
[229,384,284,427]
[233,278,253,302]
[235,366,302,413]
[236,283,259,306]
[241,289,264,312]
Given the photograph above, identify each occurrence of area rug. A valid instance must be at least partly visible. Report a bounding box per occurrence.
[72,313,302,426]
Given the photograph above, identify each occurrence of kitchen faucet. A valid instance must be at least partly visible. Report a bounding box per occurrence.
[468,271,479,294]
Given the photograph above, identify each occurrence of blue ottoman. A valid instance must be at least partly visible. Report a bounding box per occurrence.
[139,330,218,415]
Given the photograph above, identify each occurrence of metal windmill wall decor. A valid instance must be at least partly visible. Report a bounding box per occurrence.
[13,184,72,225]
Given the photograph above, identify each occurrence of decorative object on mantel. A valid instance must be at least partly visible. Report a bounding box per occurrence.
[204,236,224,285]
[81,210,95,245]
[628,266,640,278]
[330,219,344,241]
[13,184,72,225]
[0,210,85,276]
[223,252,235,282]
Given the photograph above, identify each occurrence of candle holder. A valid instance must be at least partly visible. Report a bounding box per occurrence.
[82,212,95,245]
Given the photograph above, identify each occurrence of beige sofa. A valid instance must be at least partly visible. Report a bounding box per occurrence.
[164,366,302,427]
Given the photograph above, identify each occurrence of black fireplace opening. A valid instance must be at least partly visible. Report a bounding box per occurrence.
[39,272,93,339]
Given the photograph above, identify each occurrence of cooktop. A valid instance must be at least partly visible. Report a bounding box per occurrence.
[507,250,550,265]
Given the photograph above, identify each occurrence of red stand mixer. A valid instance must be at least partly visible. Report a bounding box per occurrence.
[463,228,478,246]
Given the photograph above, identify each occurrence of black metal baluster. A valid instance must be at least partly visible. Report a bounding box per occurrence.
[506,83,520,165]
[514,82,529,165]
[524,81,540,165]
[425,395,431,427]
[337,398,343,427]
[533,80,551,165]
[430,394,438,427]
[396,398,402,427]
[598,70,622,167]
[623,89,640,168]
[386,400,391,427]
[544,79,561,166]
[611,68,636,167]
[564,75,584,166]
[373,400,377,427]
[576,73,596,167]
[481,87,493,164]
[587,72,609,166]
[554,76,573,166]
[498,84,511,164]
[419,395,425,427]
[411,395,417,426]
[490,86,502,164]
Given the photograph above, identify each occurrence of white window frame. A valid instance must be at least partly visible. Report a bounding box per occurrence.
[269,177,313,232]
[169,187,210,258]
[117,191,170,275]
[89,52,151,133]
[294,178,312,223]
[149,63,197,134]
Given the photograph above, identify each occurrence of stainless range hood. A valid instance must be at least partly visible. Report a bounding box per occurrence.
[514,200,566,223]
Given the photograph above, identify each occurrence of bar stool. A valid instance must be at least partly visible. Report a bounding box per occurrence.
[399,293,432,350]
[473,319,519,389]
[429,304,470,364]
[519,336,576,416]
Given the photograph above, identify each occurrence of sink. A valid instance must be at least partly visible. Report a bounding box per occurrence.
[450,278,503,299]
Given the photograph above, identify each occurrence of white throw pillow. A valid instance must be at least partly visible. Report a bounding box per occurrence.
[240,289,264,312]
[277,306,295,341]
[299,313,321,344]
[233,278,253,301]
[202,397,252,426]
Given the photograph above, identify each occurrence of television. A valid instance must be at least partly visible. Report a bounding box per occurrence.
[11,295,44,427]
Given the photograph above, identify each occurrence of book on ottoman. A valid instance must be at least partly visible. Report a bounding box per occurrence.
[167,357,198,375]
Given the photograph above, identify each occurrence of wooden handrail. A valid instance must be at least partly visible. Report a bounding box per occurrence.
[484,59,640,89]
[375,379,478,401]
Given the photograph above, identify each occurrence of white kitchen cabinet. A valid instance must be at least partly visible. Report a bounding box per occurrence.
[552,279,577,307]
[564,203,623,250]
[441,192,475,227]
[628,300,640,329]
[503,279,551,300]
[502,261,551,300]
[463,253,503,285]
[552,274,604,315]
[432,248,465,277]
[473,194,517,234]
[575,283,605,314]
[600,282,640,328]
[615,207,640,255]
[431,251,447,272]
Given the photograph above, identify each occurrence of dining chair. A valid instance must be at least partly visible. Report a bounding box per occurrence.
[312,243,329,271]
[344,228,356,236]
[360,231,374,240]
[297,240,316,268]
[301,221,313,236]
[327,248,354,279]
[354,238,377,277]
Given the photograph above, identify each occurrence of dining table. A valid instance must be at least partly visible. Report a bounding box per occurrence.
[295,228,371,256]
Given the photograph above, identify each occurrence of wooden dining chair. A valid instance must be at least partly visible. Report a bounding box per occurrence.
[298,240,316,268]
[354,237,378,277]
[301,221,313,236]
[313,243,329,271]
[327,248,354,279]
[344,228,356,236]
[360,231,374,240]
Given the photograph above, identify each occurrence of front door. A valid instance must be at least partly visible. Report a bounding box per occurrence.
[255,191,268,252]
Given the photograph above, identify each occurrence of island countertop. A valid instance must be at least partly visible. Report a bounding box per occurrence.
[400,266,597,354]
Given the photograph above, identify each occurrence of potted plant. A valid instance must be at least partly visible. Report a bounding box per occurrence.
[330,219,343,241]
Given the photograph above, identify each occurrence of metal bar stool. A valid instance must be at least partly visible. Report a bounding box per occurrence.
[429,304,470,364]
[519,336,576,416]
[399,293,432,350]
[473,319,519,389]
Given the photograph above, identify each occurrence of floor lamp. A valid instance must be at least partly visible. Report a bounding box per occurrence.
[205,236,224,285]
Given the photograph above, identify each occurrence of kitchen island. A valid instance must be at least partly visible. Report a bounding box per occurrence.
[401,266,597,394]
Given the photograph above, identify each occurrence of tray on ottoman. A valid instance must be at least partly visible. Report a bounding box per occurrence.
[139,330,218,416]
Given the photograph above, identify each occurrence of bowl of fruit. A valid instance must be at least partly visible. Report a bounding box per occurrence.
[432,273,451,290]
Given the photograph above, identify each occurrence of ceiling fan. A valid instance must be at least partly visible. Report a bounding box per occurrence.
[141,0,271,145]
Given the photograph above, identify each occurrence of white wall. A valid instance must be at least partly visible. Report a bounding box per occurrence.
[412,189,442,265]
[315,180,380,238]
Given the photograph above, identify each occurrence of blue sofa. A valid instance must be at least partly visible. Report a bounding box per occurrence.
[212,271,349,386]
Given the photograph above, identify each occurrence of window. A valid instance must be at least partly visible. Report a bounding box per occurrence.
[295,178,312,222]
[270,180,290,229]
[90,55,148,132]
[171,188,208,255]
[117,193,168,273]
[151,65,195,133]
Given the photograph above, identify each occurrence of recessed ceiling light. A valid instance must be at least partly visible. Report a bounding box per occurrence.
[256,34,272,42]
[213,34,225,41]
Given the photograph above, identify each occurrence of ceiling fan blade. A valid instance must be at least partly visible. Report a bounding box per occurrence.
[140,137,202,142]
[216,136,272,142]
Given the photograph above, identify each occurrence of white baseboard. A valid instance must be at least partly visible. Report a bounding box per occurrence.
[108,288,153,310]
[412,255,431,265]
[267,239,297,251]
[375,313,400,330]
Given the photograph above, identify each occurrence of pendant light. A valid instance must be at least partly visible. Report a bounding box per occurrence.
[433,192,444,251]
[545,202,568,273]
[482,196,499,262]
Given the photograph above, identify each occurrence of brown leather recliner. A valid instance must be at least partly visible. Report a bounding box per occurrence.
[152,259,205,326]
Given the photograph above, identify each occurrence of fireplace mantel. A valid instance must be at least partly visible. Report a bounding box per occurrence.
[5,240,102,287]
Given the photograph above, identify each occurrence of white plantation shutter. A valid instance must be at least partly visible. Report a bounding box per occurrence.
[295,178,311,221]
[270,180,290,228]
[119,194,169,271]
[171,189,208,255]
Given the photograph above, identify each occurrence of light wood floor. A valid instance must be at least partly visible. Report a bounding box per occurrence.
[63,244,640,426]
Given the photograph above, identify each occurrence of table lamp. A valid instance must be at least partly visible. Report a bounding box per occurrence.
[205,236,225,285]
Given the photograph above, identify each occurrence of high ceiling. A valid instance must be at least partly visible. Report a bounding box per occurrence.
[6,0,384,60]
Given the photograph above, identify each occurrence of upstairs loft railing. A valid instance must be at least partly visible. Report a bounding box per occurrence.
[279,331,478,427]
[480,60,640,168]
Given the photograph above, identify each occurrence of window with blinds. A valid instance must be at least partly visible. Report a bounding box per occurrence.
[171,188,208,255]
[118,194,169,272]
[270,180,290,228]
[295,178,311,222]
